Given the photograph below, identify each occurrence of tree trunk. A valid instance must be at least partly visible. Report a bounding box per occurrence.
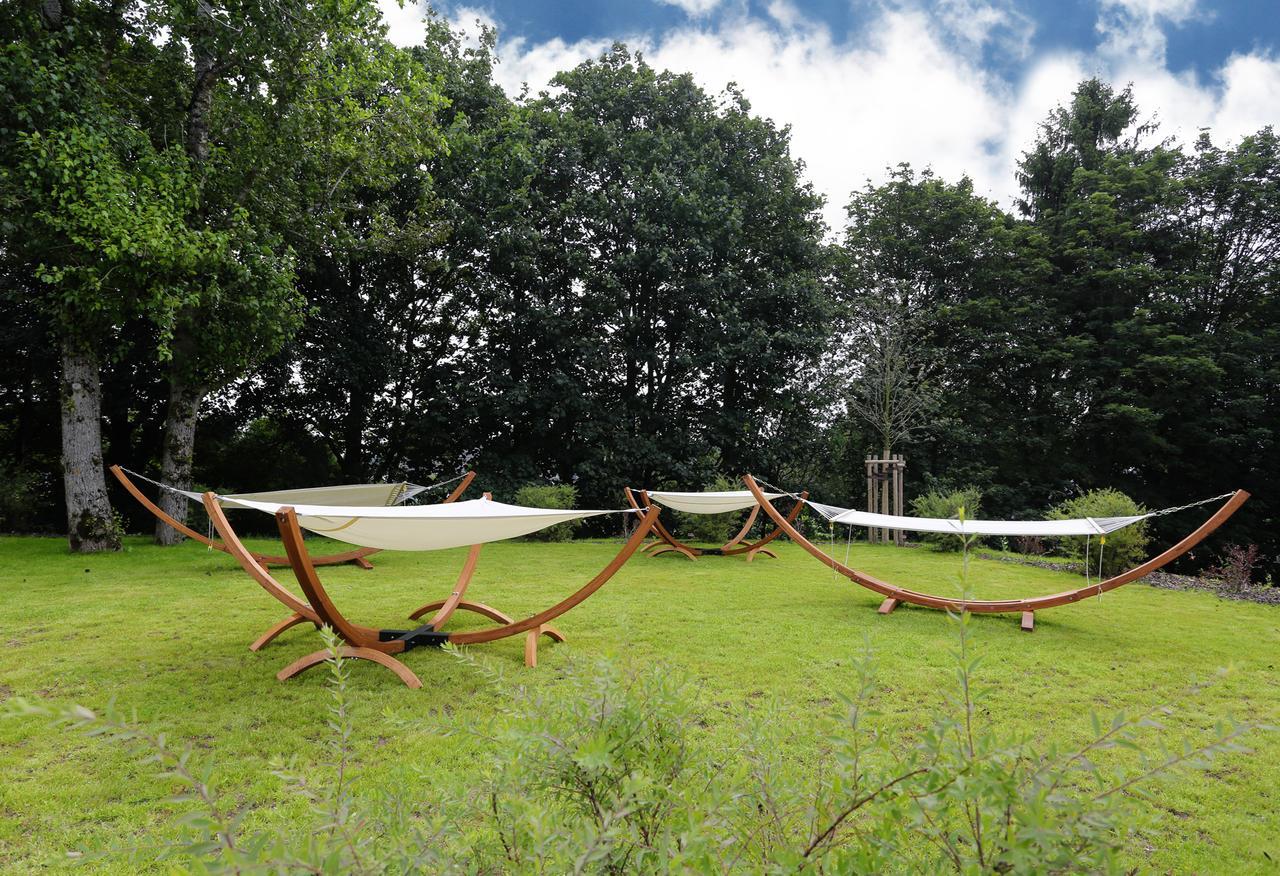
[59,339,120,553]
[155,361,204,545]
[155,318,204,545]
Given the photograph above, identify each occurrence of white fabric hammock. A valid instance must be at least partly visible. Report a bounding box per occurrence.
[227,495,628,551]
[119,465,431,508]
[642,490,786,515]
[182,482,428,508]
[805,501,1147,537]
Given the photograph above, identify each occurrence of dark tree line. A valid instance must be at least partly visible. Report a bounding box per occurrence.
[1,6,1276,575]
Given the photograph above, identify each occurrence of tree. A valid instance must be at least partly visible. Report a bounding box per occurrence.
[497,47,831,499]
[0,1,235,550]
[147,0,445,543]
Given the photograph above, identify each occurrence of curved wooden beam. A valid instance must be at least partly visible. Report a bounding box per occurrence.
[447,505,660,646]
[203,492,320,625]
[113,464,218,547]
[722,505,761,549]
[408,598,515,626]
[742,475,1250,629]
[719,491,807,558]
[625,487,699,559]
[277,646,422,689]
[249,611,316,652]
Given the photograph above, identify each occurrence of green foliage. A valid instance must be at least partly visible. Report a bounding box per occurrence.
[3,615,1262,873]
[513,483,580,542]
[0,462,48,532]
[910,486,984,552]
[1049,488,1150,577]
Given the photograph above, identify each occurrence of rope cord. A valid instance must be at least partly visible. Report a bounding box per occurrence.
[1084,534,1091,589]
[1143,492,1235,518]
[119,466,191,497]
[1097,535,1106,602]
[404,471,469,495]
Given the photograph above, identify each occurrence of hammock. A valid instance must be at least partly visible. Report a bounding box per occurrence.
[204,491,662,682]
[643,490,786,515]
[804,501,1149,537]
[624,487,805,561]
[743,475,1249,632]
[117,466,436,508]
[110,464,477,571]
[224,495,630,552]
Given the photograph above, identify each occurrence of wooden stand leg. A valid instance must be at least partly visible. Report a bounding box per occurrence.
[1020,611,1035,632]
[408,599,515,626]
[877,597,900,615]
[523,624,567,668]
[249,612,315,652]
[650,545,698,561]
[353,556,375,570]
[277,646,422,689]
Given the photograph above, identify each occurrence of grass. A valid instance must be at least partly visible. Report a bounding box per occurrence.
[1,530,1278,872]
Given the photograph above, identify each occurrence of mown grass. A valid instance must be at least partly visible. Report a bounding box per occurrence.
[0,531,1277,872]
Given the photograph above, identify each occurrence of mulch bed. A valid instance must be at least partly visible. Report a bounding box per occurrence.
[975,551,1280,607]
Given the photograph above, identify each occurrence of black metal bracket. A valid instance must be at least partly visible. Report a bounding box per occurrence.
[700,548,724,556]
[378,625,450,650]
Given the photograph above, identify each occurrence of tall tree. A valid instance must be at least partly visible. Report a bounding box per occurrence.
[0,0,236,550]
[497,47,831,497]
[148,0,445,542]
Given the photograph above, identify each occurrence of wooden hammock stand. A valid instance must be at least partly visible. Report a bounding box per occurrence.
[743,475,1249,631]
[111,464,474,570]
[203,491,661,684]
[623,487,807,561]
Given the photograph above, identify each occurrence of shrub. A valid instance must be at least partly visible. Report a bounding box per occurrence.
[514,483,579,541]
[1048,488,1149,577]
[672,474,743,545]
[909,486,983,552]
[1204,544,1263,592]
[0,463,43,532]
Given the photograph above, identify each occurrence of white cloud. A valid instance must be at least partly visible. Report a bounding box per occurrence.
[378,0,431,47]
[657,0,723,16]
[381,1,1280,232]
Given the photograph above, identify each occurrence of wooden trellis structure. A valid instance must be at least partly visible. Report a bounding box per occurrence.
[865,454,906,545]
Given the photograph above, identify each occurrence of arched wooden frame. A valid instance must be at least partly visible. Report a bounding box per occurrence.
[743,475,1250,632]
[113,464,474,570]
[202,490,501,653]
[270,502,662,686]
[624,486,807,562]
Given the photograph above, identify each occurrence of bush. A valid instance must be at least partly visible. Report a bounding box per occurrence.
[1048,488,1149,577]
[671,474,744,545]
[1204,544,1264,592]
[909,486,983,552]
[3,623,1257,873]
[513,483,579,542]
[0,463,45,532]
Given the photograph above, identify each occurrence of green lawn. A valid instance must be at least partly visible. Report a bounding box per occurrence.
[1,532,1278,872]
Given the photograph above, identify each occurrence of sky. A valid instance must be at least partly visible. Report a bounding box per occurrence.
[378,0,1280,229]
